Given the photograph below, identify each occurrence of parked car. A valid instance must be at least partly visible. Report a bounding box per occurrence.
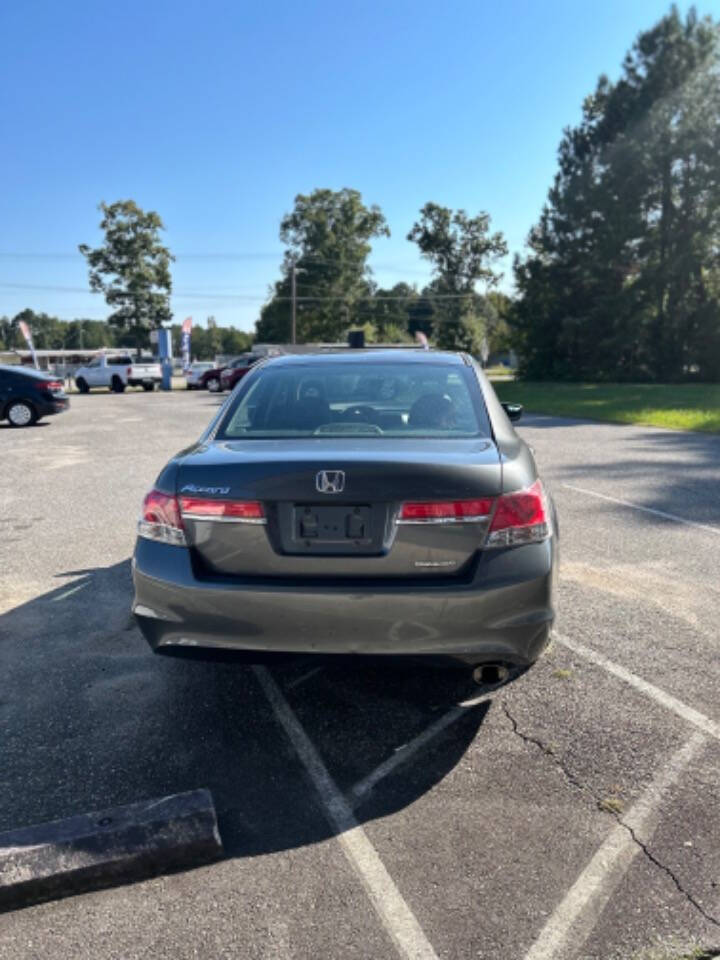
[133,350,557,685]
[74,355,162,393]
[0,364,69,427]
[196,365,227,393]
[219,354,263,391]
[184,362,215,389]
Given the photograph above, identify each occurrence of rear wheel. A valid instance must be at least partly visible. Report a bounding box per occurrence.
[7,400,37,427]
[76,378,89,394]
[207,377,220,392]
[111,376,126,393]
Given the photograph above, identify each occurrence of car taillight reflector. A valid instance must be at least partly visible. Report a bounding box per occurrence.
[137,489,187,546]
[41,380,64,392]
[399,499,494,522]
[485,479,550,547]
[179,497,265,523]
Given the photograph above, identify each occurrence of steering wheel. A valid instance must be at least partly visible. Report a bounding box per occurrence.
[344,405,376,422]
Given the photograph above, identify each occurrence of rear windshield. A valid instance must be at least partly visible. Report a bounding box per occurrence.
[217,361,490,439]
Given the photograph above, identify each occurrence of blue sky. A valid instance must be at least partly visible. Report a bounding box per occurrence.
[0,0,707,331]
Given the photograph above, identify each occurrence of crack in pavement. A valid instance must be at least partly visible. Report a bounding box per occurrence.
[501,702,720,930]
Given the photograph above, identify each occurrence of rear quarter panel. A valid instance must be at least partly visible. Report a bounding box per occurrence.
[474,363,537,493]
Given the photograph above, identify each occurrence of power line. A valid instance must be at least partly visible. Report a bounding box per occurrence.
[0,281,480,302]
[0,251,428,269]
[0,251,285,261]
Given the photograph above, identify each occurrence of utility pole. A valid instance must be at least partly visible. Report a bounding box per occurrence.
[291,259,297,345]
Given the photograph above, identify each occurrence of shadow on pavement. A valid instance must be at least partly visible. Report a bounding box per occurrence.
[0,561,488,867]
[0,422,50,430]
[518,414,592,429]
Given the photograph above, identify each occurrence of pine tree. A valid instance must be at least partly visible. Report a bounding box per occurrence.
[513,8,720,382]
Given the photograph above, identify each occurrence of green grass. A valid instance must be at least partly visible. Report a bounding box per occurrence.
[491,381,720,433]
[598,795,624,815]
[483,364,516,378]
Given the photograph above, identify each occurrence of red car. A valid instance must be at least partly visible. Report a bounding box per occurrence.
[196,365,227,393]
[220,354,262,391]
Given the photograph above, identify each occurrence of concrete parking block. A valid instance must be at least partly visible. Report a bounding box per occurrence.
[0,789,222,912]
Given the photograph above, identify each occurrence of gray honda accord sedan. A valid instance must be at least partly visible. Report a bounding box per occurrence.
[132,350,557,682]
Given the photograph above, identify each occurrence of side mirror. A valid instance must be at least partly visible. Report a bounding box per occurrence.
[502,402,523,422]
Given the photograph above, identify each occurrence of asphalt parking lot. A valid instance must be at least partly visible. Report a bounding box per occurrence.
[1,390,719,960]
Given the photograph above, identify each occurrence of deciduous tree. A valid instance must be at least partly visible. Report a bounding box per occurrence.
[256,188,389,343]
[79,200,174,350]
[408,204,507,354]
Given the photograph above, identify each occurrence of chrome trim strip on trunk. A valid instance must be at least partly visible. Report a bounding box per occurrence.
[396,515,491,525]
[181,514,267,525]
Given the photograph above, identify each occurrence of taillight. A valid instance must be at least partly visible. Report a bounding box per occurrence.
[397,482,552,545]
[137,489,187,546]
[398,499,494,523]
[179,497,265,524]
[485,480,551,547]
[127,367,132,375]
[41,380,64,393]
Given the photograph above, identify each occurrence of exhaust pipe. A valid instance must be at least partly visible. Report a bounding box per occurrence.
[472,663,510,687]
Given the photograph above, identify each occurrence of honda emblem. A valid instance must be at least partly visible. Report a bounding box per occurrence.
[316,470,345,494]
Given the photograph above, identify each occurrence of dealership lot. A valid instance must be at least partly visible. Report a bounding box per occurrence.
[1,391,719,960]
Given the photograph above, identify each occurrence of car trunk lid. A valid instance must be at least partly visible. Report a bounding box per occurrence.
[176,438,501,580]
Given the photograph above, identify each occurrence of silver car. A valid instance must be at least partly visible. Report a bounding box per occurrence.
[184,362,215,390]
[132,350,557,683]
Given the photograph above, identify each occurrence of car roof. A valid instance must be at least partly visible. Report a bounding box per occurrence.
[262,349,469,368]
[0,364,54,379]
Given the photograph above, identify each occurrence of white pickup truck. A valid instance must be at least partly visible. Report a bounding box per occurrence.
[74,354,162,393]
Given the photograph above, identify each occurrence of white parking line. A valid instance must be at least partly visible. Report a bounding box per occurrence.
[50,581,90,602]
[349,693,493,808]
[286,666,324,690]
[556,633,720,742]
[523,731,706,960]
[562,483,720,536]
[253,666,439,960]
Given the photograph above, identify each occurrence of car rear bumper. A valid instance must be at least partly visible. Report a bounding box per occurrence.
[37,396,69,417]
[132,537,556,666]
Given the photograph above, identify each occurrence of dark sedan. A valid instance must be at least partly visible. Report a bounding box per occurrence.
[132,350,556,683]
[0,364,69,427]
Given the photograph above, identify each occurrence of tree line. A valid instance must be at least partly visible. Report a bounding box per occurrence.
[254,190,509,355]
[4,191,512,360]
[7,6,718,381]
[0,309,252,359]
